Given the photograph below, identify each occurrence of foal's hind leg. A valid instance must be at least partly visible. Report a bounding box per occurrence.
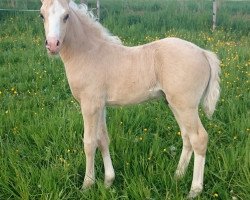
[170,105,193,179]
[188,120,208,199]
[97,108,115,187]
[170,105,208,198]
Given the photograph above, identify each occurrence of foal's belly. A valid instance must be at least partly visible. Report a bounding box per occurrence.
[106,86,163,106]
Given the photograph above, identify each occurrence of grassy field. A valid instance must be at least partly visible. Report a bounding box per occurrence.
[0,0,249,199]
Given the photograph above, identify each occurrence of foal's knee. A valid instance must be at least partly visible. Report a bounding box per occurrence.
[83,138,98,156]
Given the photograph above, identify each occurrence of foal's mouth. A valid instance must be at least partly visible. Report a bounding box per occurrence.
[47,49,60,55]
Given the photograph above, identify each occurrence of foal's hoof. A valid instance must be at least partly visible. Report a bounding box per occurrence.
[174,170,185,180]
[187,188,202,199]
[82,178,95,190]
[104,173,115,188]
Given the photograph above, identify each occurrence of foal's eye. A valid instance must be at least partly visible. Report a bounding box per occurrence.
[63,14,69,22]
[40,13,44,21]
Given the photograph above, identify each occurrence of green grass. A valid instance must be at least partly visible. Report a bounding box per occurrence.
[0,0,249,199]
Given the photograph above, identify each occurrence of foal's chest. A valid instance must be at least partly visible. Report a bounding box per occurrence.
[64,63,85,102]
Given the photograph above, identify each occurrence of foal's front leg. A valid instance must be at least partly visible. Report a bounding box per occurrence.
[97,108,115,187]
[81,102,103,188]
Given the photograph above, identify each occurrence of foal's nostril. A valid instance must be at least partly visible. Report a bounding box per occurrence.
[45,40,48,46]
[57,40,60,46]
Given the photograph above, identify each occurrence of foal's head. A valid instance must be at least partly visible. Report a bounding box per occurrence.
[40,0,70,54]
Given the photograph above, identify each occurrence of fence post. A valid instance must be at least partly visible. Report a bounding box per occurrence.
[213,0,217,30]
[97,0,100,21]
[10,0,16,8]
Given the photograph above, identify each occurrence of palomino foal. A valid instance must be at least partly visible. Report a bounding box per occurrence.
[40,0,220,198]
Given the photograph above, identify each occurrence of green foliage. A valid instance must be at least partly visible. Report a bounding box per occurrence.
[0,0,249,199]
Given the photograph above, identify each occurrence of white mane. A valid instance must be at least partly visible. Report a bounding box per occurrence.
[69,0,122,45]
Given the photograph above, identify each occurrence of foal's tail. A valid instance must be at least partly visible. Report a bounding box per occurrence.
[202,50,221,118]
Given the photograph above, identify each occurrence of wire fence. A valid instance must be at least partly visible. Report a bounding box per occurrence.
[0,0,93,11]
[0,0,100,19]
[0,8,39,12]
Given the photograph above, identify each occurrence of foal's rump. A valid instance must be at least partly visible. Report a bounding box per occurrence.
[152,37,218,111]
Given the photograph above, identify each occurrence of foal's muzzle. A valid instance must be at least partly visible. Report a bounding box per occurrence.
[45,37,60,54]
